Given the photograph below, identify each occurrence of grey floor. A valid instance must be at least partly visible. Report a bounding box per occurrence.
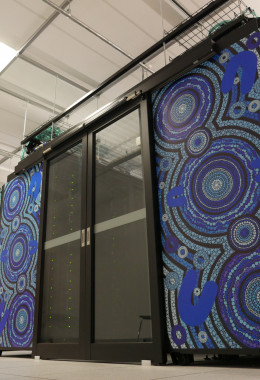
[0,352,260,380]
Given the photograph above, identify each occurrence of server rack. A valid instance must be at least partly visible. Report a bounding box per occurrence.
[0,9,259,363]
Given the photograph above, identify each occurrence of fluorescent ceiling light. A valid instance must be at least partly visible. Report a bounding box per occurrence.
[0,42,17,72]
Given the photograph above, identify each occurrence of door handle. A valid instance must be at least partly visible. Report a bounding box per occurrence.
[86,227,91,246]
[81,229,86,247]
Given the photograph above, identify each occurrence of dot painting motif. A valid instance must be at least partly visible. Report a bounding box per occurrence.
[0,164,42,348]
[152,30,260,351]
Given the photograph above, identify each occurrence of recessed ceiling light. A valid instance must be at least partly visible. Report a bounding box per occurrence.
[0,42,17,72]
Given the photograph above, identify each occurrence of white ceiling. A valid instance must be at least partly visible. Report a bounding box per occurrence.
[0,0,259,187]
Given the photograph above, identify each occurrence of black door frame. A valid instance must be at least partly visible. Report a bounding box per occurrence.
[33,136,89,360]
[86,96,166,364]
[33,96,166,363]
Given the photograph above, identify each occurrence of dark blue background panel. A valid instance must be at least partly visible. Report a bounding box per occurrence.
[153,29,260,351]
[0,164,42,348]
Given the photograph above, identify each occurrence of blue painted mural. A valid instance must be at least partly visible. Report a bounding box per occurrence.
[153,30,260,350]
[0,164,42,348]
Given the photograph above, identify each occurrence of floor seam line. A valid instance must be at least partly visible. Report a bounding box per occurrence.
[150,368,225,380]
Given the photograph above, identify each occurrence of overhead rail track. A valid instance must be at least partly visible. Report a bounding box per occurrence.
[21,0,253,146]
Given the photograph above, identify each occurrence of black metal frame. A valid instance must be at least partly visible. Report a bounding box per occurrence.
[33,137,87,360]
[32,160,47,358]
[140,97,168,363]
[31,96,166,363]
[85,97,167,364]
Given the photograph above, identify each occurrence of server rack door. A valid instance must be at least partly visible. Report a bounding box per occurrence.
[87,101,165,363]
[36,141,89,360]
[36,100,165,362]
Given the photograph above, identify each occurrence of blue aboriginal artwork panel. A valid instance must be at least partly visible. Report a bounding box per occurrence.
[0,164,42,348]
[153,30,260,350]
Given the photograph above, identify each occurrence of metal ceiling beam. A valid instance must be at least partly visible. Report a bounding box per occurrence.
[0,85,62,114]
[0,149,20,159]
[42,0,154,75]
[0,0,72,172]
[20,55,90,94]
[170,0,192,17]
[0,146,21,165]
[0,0,72,76]
[22,0,232,145]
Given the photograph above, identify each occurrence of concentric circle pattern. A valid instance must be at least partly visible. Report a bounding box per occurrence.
[10,235,27,270]
[219,52,230,63]
[159,157,172,171]
[229,101,246,119]
[5,224,34,283]
[153,75,214,142]
[162,214,168,222]
[28,204,34,214]
[245,277,260,318]
[193,156,242,213]
[198,331,208,343]
[248,100,260,113]
[12,215,21,232]
[178,246,188,259]
[246,32,260,50]
[228,216,260,252]
[8,292,34,347]
[165,272,180,291]
[171,325,187,345]
[0,164,42,348]
[185,128,212,157]
[218,252,260,348]
[193,252,209,269]
[17,274,27,294]
[180,139,259,234]
[3,178,26,221]
[16,308,29,333]
[153,32,260,352]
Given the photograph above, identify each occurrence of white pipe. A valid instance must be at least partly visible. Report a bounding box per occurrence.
[23,101,28,140]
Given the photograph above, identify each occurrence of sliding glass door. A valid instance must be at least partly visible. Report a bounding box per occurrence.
[36,100,165,363]
[89,103,165,363]
[37,143,86,359]
[94,109,152,344]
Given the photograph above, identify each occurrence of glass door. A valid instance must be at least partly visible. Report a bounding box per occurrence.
[88,105,164,363]
[94,109,152,342]
[36,142,88,359]
[36,100,165,363]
